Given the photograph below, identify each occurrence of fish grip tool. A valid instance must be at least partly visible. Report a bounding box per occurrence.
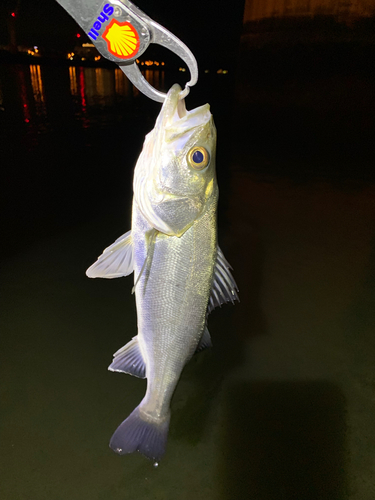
[55,0,198,102]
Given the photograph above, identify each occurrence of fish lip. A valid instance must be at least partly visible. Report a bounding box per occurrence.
[164,84,212,130]
[169,102,212,130]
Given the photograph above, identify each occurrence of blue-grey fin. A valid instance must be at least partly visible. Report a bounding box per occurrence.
[108,336,146,379]
[86,230,133,279]
[110,405,170,461]
[196,326,212,353]
[208,246,239,314]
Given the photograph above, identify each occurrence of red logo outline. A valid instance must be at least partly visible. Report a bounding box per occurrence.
[102,19,140,59]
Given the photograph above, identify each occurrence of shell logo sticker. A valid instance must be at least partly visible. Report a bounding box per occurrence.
[102,19,140,59]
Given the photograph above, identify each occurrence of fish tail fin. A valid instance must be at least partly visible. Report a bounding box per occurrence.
[109,405,170,461]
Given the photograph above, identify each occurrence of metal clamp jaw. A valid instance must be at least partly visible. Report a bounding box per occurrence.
[56,0,198,102]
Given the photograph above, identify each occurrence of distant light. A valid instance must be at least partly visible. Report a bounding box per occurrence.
[34,46,38,50]
[217,69,223,74]
[70,57,73,60]
[81,57,86,61]
[77,33,81,38]
[179,67,186,72]
[161,62,165,66]
[11,12,16,17]
[141,61,144,65]
[136,59,140,64]
[222,70,228,74]
[204,69,209,73]
[25,119,29,123]
[82,43,94,47]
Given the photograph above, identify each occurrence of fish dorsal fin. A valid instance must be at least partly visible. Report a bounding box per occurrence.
[108,336,146,379]
[196,325,212,353]
[208,246,239,314]
[86,230,133,279]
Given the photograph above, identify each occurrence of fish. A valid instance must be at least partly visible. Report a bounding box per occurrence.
[86,84,238,461]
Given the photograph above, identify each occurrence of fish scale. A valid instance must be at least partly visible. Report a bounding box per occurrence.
[134,196,217,419]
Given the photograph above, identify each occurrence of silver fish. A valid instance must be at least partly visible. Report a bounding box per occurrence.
[86,84,238,461]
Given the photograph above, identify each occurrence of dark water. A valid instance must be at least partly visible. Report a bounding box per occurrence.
[1,59,375,499]
[0,64,234,260]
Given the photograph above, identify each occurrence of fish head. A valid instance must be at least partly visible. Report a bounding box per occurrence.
[134,84,218,237]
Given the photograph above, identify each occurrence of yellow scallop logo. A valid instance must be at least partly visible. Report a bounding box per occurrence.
[102,20,140,59]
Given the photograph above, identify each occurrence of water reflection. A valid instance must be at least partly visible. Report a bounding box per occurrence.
[65,66,165,125]
[142,69,165,93]
[69,66,78,96]
[69,67,145,106]
[2,64,167,143]
[114,68,130,96]
[18,67,31,124]
[82,68,114,107]
[69,66,89,127]
[114,68,140,98]
[76,67,89,129]
[29,65,46,120]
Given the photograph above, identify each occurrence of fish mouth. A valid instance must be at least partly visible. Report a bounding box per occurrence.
[161,84,212,134]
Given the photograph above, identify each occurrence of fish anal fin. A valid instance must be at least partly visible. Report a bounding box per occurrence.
[108,336,146,379]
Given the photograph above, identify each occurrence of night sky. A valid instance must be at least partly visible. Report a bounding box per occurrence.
[0,0,246,67]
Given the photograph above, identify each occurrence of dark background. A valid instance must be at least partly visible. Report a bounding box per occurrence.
[0,0,246,69]
[1,1,375,498]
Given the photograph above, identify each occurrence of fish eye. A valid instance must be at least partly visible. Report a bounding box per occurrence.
[187,146,210,170]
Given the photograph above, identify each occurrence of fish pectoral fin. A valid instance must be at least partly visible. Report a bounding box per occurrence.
[108,336,146,379]
[132,228,157,294]
[207,246,239,314]
[86,230,133,279]
[196,325,212,353]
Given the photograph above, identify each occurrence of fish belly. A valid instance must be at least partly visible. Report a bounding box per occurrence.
[132,199,217,422]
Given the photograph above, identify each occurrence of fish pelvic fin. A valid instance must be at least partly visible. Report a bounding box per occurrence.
[86,230,133,279]
[108,336,146,378]
[207,246,239,314]
[110,405,170,461]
